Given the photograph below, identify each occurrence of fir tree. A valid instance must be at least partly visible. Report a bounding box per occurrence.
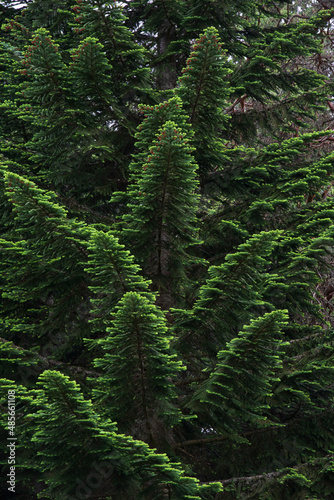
[174,230,283,364]
[123,118,200,307]
[0,370,220,499]
[92,291,183,444]
[1,1,334,499]
[189,310,289,437]
[0,170,91,363]
[176,27,231,183]
[85,229,153,331]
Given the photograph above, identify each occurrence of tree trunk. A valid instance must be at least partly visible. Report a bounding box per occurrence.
[157,19,177,90]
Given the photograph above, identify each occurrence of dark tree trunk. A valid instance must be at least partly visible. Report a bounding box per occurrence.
[157,19,177,90]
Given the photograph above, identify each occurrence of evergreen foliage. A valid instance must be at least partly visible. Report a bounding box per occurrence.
[189,310,288,436]
[1,1,334,499]
[92,291,183,441]
[0,370,220,499]
[122,116,200,306]
[85,229,153,331]
[176,27,231,182]
[0,170,91,362]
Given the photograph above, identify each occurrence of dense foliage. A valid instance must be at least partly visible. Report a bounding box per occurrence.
[1,1,334,498]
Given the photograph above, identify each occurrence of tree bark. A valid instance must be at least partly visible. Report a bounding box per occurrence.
[157,19,177,90]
